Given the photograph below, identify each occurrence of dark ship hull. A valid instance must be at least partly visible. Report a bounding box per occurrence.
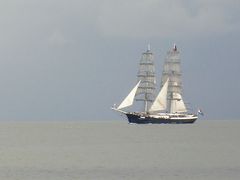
[126,113,197,124]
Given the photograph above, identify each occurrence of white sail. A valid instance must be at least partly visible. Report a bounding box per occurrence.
[136,47,156,112]
[117,81,141,110]
[170,92,187,113]
[149,78,169,112]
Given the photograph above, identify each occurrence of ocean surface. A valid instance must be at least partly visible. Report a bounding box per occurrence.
[0,120,239,180]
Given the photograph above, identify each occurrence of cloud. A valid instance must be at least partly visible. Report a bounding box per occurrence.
[47,30,68,46]
[0,0,238,41]
[96,0,240,38]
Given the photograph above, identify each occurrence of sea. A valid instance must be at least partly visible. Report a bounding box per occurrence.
[0,120,239,180]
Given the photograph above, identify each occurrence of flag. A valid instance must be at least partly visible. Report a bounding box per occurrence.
[198,109,204,116]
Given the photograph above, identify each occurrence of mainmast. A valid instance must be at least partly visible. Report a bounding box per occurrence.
[135,45,156,112]
[161,44,184,113]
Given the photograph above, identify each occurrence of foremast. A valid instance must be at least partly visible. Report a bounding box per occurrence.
[135,45,156,113]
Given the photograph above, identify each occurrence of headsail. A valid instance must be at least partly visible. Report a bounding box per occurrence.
[117,81,141,110]
[149,78,169,112]
[170,92,187,113]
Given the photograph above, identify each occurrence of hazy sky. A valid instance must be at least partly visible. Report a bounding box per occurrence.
[0,0,239,121]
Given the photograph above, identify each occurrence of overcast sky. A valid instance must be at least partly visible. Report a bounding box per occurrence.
[0,0,239,121]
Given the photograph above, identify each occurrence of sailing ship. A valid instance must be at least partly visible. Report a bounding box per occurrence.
[112,44,198,124]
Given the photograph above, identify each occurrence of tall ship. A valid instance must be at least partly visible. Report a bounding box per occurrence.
[112,44,198,124]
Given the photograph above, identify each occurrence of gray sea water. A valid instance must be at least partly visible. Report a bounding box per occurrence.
[0,120,239,180]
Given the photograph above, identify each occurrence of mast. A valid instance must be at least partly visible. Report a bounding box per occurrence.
[161,44,184,113]
[135,45,156,113]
